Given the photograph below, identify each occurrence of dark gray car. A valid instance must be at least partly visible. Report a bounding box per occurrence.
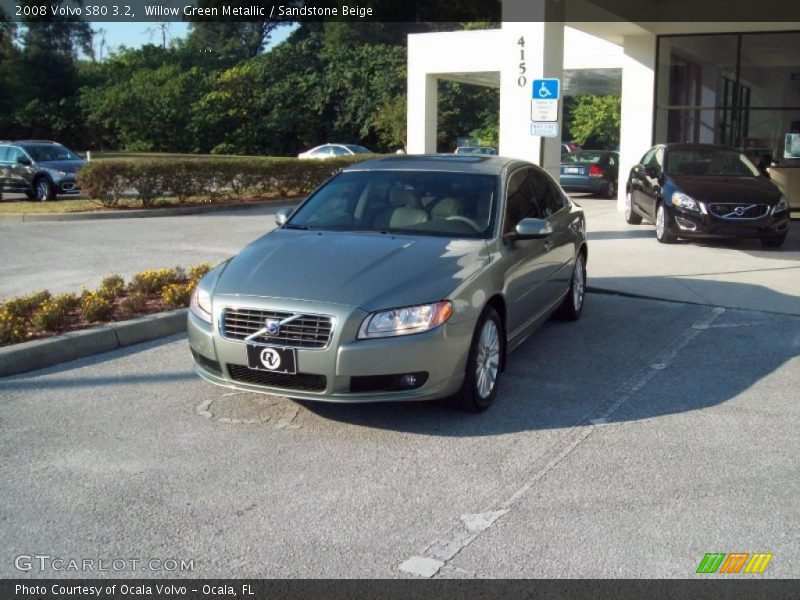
[188,155,588,412]
[0,141,85,201]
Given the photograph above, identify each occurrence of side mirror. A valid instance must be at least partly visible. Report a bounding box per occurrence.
[275,207,293,226]
[645,166,660,179]
[513,218,553,241]
[16,156,31,166]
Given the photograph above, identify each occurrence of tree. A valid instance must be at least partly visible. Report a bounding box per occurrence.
[186,0,287,62]
[567,95,621,149]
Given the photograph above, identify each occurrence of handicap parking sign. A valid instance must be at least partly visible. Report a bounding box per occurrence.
[532,79,560,100]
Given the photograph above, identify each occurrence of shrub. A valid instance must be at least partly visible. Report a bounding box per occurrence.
[120,291,148,316]
[127,268,181,295]
[99,274,126,301]
[31,294,78,332]
[80,291,114,322]
[2,290,51,318]
[77,155,379,207]
[0,310,28,344]
[162,283,193,308]
[189,263,212,282]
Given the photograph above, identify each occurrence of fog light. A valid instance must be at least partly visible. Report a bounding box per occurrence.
[674,216,697,231]
[402,374,418,388]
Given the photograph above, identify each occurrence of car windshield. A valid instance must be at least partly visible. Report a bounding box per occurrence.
[345,145,371,153]
[286,170,498,239]
[563,151,606,164]
[666,148,760,177]
[22,144,81,162]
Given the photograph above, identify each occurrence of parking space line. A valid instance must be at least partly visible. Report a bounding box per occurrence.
[397,306,726,578]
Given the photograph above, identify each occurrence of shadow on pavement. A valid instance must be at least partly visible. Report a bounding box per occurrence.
[301,285,799,436]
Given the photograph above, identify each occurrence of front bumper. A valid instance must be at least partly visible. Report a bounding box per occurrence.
[55,178,80,195]
[187,297,475,403]
[665,204,790,239]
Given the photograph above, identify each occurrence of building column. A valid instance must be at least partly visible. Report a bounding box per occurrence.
[618,34,657,210]
[499,0,564,177]
[407,71,438,154]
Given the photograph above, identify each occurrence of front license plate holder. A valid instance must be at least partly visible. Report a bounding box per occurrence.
[246,344,297,374]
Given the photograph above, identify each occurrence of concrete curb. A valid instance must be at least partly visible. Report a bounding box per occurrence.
[0,199,301,222]
[0,309,187,378]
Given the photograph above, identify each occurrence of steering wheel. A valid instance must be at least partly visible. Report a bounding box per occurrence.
[445,216,481,231]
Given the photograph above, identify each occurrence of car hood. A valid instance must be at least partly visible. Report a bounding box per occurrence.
[213,229,490,311]
[40,160,85,173]
[670,175,781,204]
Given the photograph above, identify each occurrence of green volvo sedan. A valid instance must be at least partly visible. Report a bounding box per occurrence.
[188,155,588,411]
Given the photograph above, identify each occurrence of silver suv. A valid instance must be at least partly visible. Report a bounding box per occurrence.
[0,141,85,201]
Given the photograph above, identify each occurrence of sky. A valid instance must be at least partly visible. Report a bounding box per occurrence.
[92,22,294,57]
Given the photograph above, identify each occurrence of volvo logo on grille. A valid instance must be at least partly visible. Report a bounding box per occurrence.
[734,206,745,216]
[264,319,281,336]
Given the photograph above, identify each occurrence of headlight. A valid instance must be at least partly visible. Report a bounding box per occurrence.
[190,285,212,323]
[773,195,789,214]
[671,192,700,212]
[358,301,453,339]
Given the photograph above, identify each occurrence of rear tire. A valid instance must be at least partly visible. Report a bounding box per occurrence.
[603,180,617,200]
[761,233,787,248]
[451,307,504,413]
[625,190,642,225]
[555,252,587,321]
[655,202,676,244]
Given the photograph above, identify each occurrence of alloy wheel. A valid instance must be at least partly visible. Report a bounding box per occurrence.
[37,180,49,202]
[625,192,633,219]
[656,204,665,239]
[475,319,500,400]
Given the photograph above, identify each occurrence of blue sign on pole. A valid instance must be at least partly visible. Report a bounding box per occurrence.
[532,78,560,100]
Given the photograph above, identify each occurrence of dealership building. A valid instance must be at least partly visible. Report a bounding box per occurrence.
[406,0,800,210]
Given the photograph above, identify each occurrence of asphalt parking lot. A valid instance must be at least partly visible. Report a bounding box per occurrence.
[2,293,799,578]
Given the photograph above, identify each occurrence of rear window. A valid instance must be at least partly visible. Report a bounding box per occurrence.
[0,146,9,162]
[563,151,605,164]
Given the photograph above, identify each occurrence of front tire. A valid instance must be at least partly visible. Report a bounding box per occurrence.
[761,233,787,248]
[451,308,504,413]
[655,201,676,243]
[625,190,642,224]
[35,177,55,202]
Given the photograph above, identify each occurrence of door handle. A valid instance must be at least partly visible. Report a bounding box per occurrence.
[544,240,554,251]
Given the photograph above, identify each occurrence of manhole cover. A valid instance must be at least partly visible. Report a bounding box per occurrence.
[196,393,301,428]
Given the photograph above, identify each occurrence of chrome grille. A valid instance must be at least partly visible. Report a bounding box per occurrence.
[222,308,333,349]
[709,203,769,220]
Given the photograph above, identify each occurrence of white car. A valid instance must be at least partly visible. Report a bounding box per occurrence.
[297,144,373,160]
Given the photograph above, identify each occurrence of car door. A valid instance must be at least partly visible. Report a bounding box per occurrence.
[639,147,664,220]
[536,172,580,306]
[0,145,9,192]
[629,147,655,215]
[5,146,31,192]
[498,167,556,340]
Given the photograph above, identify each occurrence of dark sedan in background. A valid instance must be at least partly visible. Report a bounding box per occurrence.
[559,150,619,199]
[625,143,790,247]
[188,155,588,412]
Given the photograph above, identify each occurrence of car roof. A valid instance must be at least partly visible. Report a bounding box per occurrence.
[343,154,525,175]
[14,140,60,144]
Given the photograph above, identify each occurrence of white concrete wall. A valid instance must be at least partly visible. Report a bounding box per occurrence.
[618,34,657,210]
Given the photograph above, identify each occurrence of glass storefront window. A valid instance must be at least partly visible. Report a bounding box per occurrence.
[656,32,800,165]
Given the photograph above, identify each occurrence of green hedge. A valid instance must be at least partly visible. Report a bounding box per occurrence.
[77,155,380,207]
